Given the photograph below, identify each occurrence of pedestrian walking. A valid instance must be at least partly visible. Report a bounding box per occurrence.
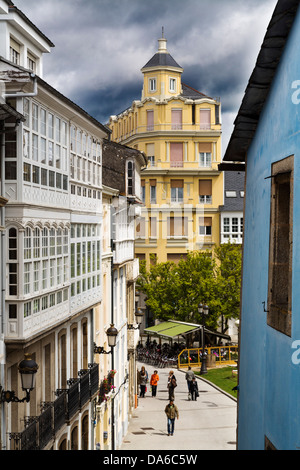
[164,400,179,436]
[167,370,177,401]
[190,377,199,401]
[150,370,159,397]
[185,366,195,393]
[139,366,148,398]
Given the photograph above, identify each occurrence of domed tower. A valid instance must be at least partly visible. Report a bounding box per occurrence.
[109,32,223,267]
[141,29,183,101]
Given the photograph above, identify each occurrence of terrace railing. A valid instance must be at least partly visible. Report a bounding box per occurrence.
[9,363,99,450]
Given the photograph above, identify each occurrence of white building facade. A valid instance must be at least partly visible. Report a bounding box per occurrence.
[0,0,110,450]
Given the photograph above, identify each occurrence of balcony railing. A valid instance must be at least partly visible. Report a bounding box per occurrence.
[9,363,99,450]
[114,122,220,143]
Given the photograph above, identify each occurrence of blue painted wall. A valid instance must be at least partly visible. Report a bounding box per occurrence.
[238,7,300,450]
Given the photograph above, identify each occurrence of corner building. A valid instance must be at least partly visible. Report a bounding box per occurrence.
[109,34,223,265]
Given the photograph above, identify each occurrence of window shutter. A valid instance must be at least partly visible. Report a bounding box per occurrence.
[170,143,183,167]
[146,143,154,157]
[10,38,20,53]
[200,109,211,129]
[171,109,182,129]
[171,179,183,188]
[199,217,212,226]
[199,180,212,195]
[198,143,212,153]
[147,110,154,130]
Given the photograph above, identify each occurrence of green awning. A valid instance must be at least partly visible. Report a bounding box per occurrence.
[144,321,200,339]
[144,321,231,341]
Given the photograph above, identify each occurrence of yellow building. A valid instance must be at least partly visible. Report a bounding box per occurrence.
[109,33,223,266]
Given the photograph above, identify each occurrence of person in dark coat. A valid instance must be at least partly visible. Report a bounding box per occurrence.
[139,366,148,397]
[164,400,179,436]
[167,370,177,401]
[185,366,195,392]
[190,377,199,401]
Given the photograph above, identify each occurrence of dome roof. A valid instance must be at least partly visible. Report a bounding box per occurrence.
[141,35,183,71]
[142,52,182,70]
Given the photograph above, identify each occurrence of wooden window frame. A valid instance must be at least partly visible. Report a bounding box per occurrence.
[267,155,294,336]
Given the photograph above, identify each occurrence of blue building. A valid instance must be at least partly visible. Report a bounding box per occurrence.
[223,0,300,450]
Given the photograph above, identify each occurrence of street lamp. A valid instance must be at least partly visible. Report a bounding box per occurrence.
[198,303,209,375]
[94,324,119,354]
[0,354,39,403]
[127,308,144,330]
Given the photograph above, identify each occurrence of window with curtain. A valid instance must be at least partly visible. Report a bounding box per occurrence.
[149,217,157,238]
[169,78,177,93]
[199,142,212,167]
[147,110,154,131]
[146,143,155,166]
[141,179,145,203]
[149,78,156,92]
[171,179,184,202]
[199,179,212,204]
[170,143,183,168]
[199,217,212,235]
[136,217,145,238]
[200,109,211,130]
[150,179,156,203]
[171,109,182,130]
[167,215,188,237]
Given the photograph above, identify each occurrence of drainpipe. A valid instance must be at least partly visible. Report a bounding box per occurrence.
[110,204,115,451]
[0,121,6,450]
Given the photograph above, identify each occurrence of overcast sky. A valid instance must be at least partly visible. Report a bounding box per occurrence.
[15,0,278,156]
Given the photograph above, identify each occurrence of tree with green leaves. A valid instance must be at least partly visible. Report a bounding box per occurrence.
[213,242,242,334]
[137,242,241,336]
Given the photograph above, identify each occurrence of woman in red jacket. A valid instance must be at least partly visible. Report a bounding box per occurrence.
[150,370,160,397]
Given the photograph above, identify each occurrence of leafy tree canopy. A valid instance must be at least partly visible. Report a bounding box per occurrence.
[137,242,242,334]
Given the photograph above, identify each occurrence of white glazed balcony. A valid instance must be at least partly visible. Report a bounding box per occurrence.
[113,240,134,265]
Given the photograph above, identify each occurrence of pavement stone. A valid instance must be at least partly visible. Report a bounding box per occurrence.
[120,361,237,451]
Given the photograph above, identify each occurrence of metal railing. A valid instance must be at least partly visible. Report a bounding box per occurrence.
[113,122,220,143]
[9,363,99,450]
[178,346,238,368]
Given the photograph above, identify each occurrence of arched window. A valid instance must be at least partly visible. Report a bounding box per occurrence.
[57,228,62,255]
[42,227,48,257]
[24,227,32,259]
[63,228,68,254]
[33,227,40,258]
[49,228,56,257]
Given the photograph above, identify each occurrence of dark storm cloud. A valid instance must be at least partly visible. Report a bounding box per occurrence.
[15,0,277,152]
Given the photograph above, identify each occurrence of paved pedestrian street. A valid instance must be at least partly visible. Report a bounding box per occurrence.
[120,362,237,451]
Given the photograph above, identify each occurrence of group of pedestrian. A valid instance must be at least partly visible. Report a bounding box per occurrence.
[137,365,199,436]
[137,367,160,398]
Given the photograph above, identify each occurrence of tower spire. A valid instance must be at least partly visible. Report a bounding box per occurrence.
[158,28,167,53]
